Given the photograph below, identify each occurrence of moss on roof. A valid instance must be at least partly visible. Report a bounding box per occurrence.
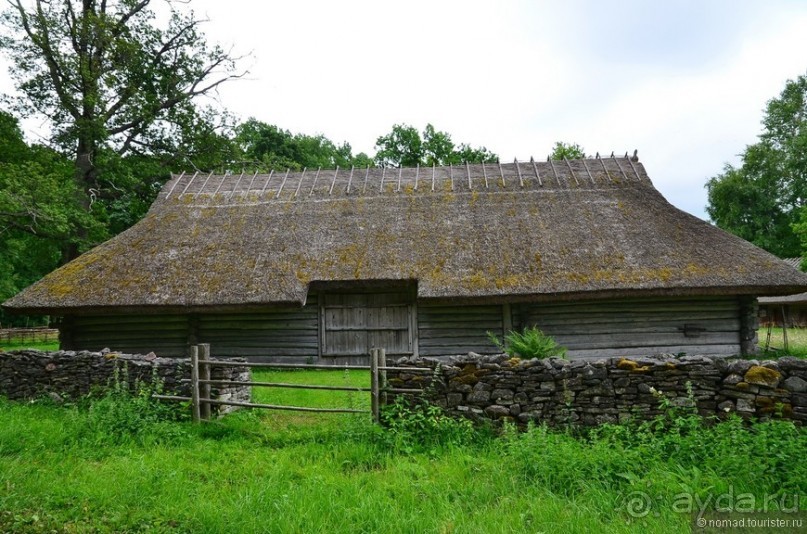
[6,157,807,313]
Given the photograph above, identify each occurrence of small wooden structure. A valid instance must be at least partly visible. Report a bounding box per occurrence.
[6,155,807,361]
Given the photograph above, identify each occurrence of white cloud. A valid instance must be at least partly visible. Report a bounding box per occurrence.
[3,0,807,220]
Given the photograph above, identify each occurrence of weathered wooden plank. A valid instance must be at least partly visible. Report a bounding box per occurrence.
[71,315,189,326]
[518,300,739,314]
[527,323,741,337]
[196,320,318,330]
[416,320,505,330]
[554,333,739,350]
[568,344,740,359]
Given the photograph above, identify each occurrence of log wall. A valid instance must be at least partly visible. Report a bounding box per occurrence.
[514,297,746,359]
[59,295,755,362]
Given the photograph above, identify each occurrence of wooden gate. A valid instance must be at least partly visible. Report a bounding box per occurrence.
[153,344,430,423]
[320,292,415,359]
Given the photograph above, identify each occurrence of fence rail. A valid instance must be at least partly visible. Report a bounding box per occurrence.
[153,344,432,423]
[0,328,59,344]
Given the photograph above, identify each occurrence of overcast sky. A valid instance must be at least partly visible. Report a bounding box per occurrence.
[5,0,807,220]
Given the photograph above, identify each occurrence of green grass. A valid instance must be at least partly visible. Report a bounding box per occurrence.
[0,370,804,533]
[0,340,59,351]
[757,326,807,358]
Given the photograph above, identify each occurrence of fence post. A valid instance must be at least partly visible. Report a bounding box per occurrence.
[190,344,201,423]
[379,348,387,406]
[370,348,380,424]
[199,343,212,421]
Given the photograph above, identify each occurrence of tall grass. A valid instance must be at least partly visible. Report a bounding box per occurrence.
[0,370,804,533]
[0,340,59,351]
[758,326,807,358]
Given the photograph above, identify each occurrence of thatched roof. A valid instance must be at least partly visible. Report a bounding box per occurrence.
[758,258,807,306]
[759,292,807,306]
[6,156,807,314]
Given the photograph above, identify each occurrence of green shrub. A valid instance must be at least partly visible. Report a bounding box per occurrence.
[379,397,483,454]
[488,326,567,359]
[77,362,190,447]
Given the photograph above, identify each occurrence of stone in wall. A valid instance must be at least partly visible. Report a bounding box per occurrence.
[386,353,807,427]
[0,349,251,415]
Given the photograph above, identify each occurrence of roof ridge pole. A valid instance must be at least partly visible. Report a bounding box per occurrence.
[612,153,630,182]
[530,157,542,187]
[179,171,201,197]
[431,163,436,192]
[563,158,580,186]
[308,167,322,196]
[514,158,524,187]
[293,168,308,198]
[581,158,596,185]
[165,171,186,199]
[346,165,355,194]
[414,164,420,190]
[449,162,454,190]
[379,166,386,192]
[260,169,275,196]
[228,171,246,200]
[597,153,613,182]
[626,152,642,181]
[275,169,291,198]
[328,166,340,195]
[498,158,506,187]
[547,156,562,188]
[362,165,370,194]
[244,171,260,199]
[214,171,230,196]
[482,161,488,188]
[396,166,402,192]
[195,170,215,199]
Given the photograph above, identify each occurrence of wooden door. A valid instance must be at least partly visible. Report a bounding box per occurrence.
[321,291,413,357]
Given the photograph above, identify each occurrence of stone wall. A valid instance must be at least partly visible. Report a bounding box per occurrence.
[387,354,807,426]
[0,349,251,413]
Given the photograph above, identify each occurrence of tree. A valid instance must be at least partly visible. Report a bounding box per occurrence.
[0,0,244,261]
[706,74,807,258]
[0,110,88,326]
[374,123,497,167]
[548,141,586,160]
[235,118,372,171]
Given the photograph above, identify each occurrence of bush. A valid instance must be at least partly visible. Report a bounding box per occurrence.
[488,326,567,359]
[77,362,190,447]
[379,398,482,454]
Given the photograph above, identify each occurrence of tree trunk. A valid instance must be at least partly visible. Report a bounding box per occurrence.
[61,144,95,264]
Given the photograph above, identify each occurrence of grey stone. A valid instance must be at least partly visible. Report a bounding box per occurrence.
[467,390,491,404]
[783,376,807,393]
[727,359,754,375]
[446,393,464,407]
[491,388,514,401]
[736,398,755,413]
[484,405,510,418]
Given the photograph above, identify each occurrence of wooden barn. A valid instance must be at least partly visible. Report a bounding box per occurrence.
[5,156,807,362]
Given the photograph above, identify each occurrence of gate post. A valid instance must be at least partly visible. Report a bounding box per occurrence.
[190,344,201,423]
[370,348,380,423]
[199,343,212,421]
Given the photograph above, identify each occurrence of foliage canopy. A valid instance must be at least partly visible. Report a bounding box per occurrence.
[706,73,807,258]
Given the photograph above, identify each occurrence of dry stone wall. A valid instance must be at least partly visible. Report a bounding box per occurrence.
[0,349,250,412]
[388,354,807,426]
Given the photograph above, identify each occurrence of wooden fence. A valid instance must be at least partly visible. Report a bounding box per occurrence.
[0,327,59,344]
[153,344,432,423]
